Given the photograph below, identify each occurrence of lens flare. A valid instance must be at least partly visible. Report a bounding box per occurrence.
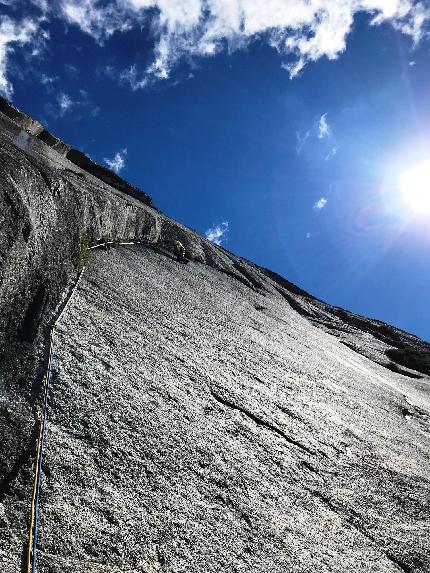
[399,160,430,215]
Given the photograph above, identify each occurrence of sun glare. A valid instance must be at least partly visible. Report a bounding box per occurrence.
[399,160,430,215]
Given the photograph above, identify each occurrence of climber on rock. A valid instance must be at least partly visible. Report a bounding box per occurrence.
[173,240,187,263]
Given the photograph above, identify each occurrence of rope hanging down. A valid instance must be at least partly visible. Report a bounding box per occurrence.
[26,264,84,573]
[26,239,142,573]
[26,330,54,573]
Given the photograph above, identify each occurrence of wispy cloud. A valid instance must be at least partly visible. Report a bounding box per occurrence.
[65,63,79,75]
[297,112,339,158]
[314,197,328,211]
[45,88,99,119]
[58,92,73,114]
[61,0,132,41]
[56,1,430,88]
[318,113,330,139]
[1,1,429,96]
[296,129,310,155]
[0,16,40,98]
[325,146,337,161]
[39,73,57,93]
[40,73,57,85]
[104,148,127,173]
[205,221,229,245]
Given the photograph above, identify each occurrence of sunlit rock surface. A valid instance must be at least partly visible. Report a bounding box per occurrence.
[0,99,429,572]
[33,245,429,573]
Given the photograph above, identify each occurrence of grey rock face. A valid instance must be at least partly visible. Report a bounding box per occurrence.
[37,246,430,572]
[0,99,429,572]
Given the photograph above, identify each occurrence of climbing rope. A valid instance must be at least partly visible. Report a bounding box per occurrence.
[25,239,141,573]
[26,264,84,573]
[26,329,54,573]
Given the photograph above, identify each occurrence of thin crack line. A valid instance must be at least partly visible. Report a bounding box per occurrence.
[210,389,316,456]
[306,488,413,573]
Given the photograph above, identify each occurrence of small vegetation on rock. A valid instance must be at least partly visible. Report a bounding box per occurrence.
[75,233,89,272]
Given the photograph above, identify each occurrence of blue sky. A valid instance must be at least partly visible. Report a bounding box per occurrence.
[1,1,430,341]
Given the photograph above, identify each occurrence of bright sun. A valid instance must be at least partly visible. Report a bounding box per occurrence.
[399,160,430,215]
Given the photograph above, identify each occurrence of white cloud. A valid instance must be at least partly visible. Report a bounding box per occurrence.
[31,0,50,11]
[39,73,57,95]
[104,148,127,173]
[296,129,310,155]
[306,232,311,239]
[297,115,336,155]
[58,92,74,114]
[2,1,428,96]
[40,73,57,85]
[0,16,39,98]
[325,146,337,160]
[54,1,430,86]
[314,197,328,210]
[282,58,306,79]
[205,221,229,245]
[65,63,79,75]
[60,0,132,42]
[45,89,100,118]
[393,1,429,44]
[318,113,330,139]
